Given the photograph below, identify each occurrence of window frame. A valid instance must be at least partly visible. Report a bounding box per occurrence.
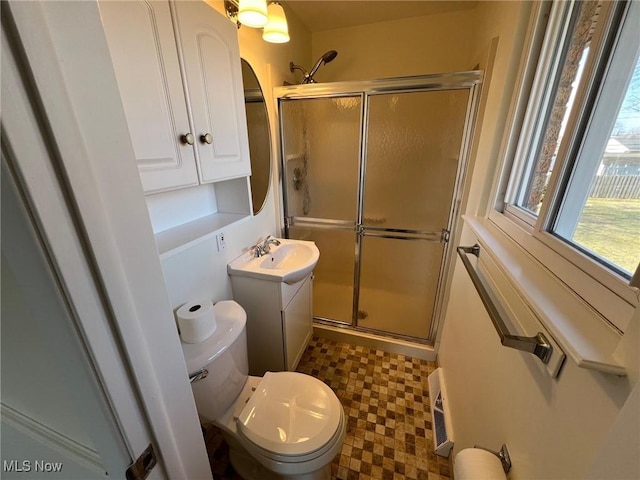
[488,0,639,333]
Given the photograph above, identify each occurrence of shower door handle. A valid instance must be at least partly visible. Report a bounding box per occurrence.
[362,216,386,225]
[358,226,443,242]
[457,245,553,364]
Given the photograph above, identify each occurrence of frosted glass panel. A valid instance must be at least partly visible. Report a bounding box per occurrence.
[363,90,469,231]
[358,236,444,339]
[281,97,361,220]
[289,226,355,325]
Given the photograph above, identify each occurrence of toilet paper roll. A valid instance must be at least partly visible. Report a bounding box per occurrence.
[176,299,217,344]
[454,448,507,480]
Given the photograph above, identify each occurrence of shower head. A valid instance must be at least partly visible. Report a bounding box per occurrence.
[307,50,338,81]
[289,50,338,84]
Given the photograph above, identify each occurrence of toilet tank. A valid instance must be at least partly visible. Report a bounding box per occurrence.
[181,300,249,422]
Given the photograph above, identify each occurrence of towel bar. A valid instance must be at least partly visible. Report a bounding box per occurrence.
[457,244,552,364]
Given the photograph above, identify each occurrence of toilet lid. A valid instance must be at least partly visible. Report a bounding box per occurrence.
[236,371,342,456]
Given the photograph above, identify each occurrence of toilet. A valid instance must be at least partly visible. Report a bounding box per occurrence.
[182,300,345,480]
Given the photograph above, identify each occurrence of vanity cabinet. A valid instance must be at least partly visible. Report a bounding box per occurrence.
[230,274,314,376]
[99,0,250,194]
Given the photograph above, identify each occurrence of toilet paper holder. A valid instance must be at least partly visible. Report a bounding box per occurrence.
[473,444,511,473]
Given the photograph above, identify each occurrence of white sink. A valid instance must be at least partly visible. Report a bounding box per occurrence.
[227,239,319,284]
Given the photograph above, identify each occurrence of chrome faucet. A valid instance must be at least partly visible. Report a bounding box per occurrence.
[261,235,281,254]
[251,236,281,257]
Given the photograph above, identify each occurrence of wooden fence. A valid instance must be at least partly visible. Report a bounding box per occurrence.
[590,175,640,199]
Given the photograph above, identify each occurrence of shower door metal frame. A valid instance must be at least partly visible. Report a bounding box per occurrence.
[275,71,483,344]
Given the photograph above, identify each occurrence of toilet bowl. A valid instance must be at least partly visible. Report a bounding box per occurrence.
[181,300,345,480]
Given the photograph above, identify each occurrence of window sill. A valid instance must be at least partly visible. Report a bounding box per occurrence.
[463,215,628,376]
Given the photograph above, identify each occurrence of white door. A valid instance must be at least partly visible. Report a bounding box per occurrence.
[99,0,199,194]
[2,2,212,479]
[1,158,152,479]
[172,0,252,183]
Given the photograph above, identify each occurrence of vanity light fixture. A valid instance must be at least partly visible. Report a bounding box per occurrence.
[224,0,289,43]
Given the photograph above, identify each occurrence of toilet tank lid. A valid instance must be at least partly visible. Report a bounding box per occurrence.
[181,300,246,373]
[237,371,342,456]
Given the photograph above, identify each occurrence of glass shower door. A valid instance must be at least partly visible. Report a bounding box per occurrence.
[281,96,363,324]
[357,89,471,339]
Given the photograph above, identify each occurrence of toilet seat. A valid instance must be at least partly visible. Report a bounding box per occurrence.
[236,371,343,459]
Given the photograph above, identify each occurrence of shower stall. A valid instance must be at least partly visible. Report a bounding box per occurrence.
[275,72,481,345]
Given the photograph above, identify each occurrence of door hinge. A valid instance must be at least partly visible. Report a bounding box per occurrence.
[284,216,293,228]
[126,444,157,480]
[441,229,450,243]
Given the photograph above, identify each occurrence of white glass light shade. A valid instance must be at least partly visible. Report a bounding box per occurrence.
[262,2,289,43]
[238,0,268,28]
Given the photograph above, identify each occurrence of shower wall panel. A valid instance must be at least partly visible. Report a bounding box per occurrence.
[358,237,445,338]
[364,91,470,231]
[281,97,361,220]
[356,90,470,339]
[289,226,356,325]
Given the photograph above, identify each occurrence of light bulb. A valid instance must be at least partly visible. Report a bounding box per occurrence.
[238,0,268,28]
[262,2,289,43]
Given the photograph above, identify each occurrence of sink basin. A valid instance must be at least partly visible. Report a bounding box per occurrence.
[227,239,319,284]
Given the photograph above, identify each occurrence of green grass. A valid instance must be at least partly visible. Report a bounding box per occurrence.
[572,198,640,275]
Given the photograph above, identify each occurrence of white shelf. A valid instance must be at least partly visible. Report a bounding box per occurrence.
[155,212,250,260]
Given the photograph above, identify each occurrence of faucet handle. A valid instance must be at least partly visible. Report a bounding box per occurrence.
[251,245,264,258]
[261,236,281,254]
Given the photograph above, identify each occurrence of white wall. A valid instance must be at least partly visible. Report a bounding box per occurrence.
[311,7,477,83]
[438,2,640,478]
[586,377,640,479]
[160,2,311,311]
[440,260,638,479]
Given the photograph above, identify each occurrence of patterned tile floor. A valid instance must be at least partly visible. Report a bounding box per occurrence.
[204,336,452,480]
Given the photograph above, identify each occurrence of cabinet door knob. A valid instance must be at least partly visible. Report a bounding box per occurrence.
[200,133,213,145]
[181,133,195,145]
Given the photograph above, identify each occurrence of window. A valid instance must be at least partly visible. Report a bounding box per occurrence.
[493,0,639,331]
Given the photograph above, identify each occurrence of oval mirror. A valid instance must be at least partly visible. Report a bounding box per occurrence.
[241,59,271,215]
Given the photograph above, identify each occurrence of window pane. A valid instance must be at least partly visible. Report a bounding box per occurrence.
[516,1,602,215]
[554,28,640,276]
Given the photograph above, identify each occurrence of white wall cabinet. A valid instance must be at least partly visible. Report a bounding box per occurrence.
[99,0,251,194]
[172,1,251,184]
[230,274,314,376]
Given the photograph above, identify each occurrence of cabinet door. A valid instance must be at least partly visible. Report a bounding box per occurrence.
[282,275,313,371]
[172,1,251,183]
[99,1,199,193]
